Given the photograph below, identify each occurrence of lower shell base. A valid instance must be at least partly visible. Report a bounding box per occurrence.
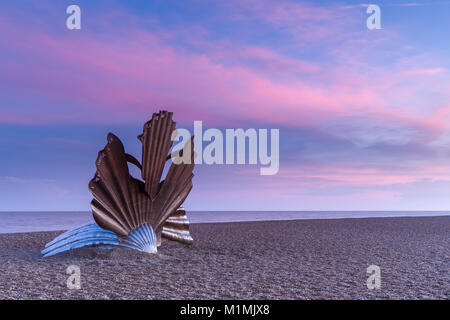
[41,222,157,257]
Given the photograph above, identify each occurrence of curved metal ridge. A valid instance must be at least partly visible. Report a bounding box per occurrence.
[162,208,194,244]
[162,229,194,244]
[163,221,190,228]
[120,223,157,253]
[41,221,119,257]
[161,226,192,237]
[43,238,120,258]
[164,216,190,226]
[44,221,111,248]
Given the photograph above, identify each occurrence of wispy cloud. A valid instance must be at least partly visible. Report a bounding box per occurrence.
[1,0,449,210]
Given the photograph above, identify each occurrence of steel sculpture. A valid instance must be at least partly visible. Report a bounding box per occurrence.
[42,111,195,257]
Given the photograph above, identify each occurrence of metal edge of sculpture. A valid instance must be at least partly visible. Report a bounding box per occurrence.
[42,110,195,257]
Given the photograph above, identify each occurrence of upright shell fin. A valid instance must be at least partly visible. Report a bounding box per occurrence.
[88,133,149,239]
[138,111,177,199]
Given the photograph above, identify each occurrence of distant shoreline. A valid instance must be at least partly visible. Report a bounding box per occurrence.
[0,211,449,234]
[2,214,450,235]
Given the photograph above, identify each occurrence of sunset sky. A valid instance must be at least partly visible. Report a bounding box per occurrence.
[1,0,450,211]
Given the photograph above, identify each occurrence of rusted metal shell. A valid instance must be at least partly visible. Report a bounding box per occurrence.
[42,111,195,257]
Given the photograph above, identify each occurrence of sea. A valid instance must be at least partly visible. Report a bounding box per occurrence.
[0,211,448,234]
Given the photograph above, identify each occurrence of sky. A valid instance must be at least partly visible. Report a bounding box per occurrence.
[1,0,450,211]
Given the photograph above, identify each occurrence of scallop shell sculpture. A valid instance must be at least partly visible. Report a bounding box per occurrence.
[42,111,195,257]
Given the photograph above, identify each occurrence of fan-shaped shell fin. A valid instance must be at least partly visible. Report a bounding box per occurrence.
[139,111,177,199]
[120,223,157,253]
[152,136,195,234]
[162,207,194,244]
[89,133,149,237]
[41,221,119,257]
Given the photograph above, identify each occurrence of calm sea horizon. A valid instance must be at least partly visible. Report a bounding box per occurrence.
[0,211,448,234]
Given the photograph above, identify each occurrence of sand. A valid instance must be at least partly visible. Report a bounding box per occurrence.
[0,216,448,299]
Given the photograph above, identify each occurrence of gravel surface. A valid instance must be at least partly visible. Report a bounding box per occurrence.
[0,216,448,299]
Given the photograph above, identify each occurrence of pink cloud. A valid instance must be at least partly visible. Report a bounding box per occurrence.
[0,3,449,138]
[403,68,446,76]
[227,0,358,43]
[2,1,450,211]
[234,161,450,190]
